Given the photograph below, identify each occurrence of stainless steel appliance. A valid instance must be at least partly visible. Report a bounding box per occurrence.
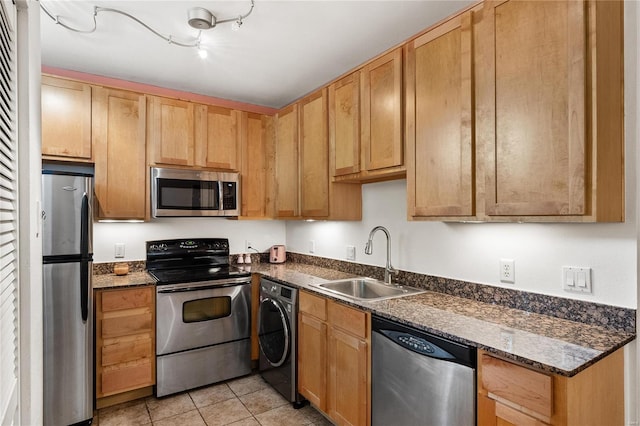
[151,167,240,217]
[42,170,93,426]
[372,315,476,426]
[258,278,303,406]
[147,238,252,397]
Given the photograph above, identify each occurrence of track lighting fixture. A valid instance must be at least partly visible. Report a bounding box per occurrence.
[40,1,255,57]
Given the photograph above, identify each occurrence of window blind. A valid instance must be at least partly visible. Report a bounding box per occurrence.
[0,0,18,424]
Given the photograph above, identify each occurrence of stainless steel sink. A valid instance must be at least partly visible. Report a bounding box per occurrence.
[316,277,424,301]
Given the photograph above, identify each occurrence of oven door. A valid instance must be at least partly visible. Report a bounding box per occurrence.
[156,278,251,355]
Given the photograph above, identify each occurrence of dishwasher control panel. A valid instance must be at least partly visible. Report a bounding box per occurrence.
[381,329,455,360]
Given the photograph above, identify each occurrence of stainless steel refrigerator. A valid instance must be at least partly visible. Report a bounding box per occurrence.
[42,170,93,426]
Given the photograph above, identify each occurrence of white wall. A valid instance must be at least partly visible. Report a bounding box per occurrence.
[93,218,286,262]
[286,3,639,311]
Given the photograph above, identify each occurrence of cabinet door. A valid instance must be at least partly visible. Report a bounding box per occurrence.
[329,72,360,177]
[41,76,92,160]
[298,312,327,411]
[147,96,195,166]
[240,113,274,219]
[195,105,240,170]
[92,87,147,220]
[477,0,586,216]
[299,89,329,218]
[361,48,403,172]
[275,104,299,218]
[407,12,474,218]
[327,326,368,426]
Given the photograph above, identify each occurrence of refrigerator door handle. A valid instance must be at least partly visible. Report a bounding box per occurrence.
[80,260,89,322]
[80,192,90,322]
[80,192,89,257]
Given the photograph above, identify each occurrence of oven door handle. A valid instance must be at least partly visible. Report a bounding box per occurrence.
[157,278,251,293]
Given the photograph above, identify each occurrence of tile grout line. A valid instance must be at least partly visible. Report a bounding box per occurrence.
[186,391,209,426]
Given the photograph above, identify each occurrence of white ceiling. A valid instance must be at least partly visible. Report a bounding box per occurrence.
[40,0,475,109]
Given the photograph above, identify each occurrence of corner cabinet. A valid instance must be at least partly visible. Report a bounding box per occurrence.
[298,291,370,426]
[92,87,147,220]
[408,0,624,222]
[478,350,624,426]
[275,90,362,221]
[95,286,155,408]
[41,75,92,161]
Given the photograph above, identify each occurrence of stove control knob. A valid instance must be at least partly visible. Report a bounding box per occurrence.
[271,285,277,293]
[160,243,168,251]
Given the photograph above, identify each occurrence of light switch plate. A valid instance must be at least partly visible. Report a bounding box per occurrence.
[562,266,592,294]
[346,245,356,261]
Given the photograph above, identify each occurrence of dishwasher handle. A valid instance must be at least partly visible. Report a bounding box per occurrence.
[378,329,456,360]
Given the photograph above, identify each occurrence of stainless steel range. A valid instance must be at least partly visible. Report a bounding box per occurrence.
[147,238,252,397]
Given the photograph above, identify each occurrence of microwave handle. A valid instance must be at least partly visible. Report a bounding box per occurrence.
[218,181,224,212]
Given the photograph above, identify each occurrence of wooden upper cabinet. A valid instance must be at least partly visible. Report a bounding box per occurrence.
[92,87,147,220]
[195,105,240,170]
[476,0,623,221]
[41,76,92,161]
[299,89,329,218]
[407,12,474,219]
[329,72,360,177]
[275,104,299,218]
[361,48,404,175]
[147,96,195,166]
[240,113,274,219]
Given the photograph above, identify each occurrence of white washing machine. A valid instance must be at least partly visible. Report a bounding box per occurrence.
[258,278,304,406]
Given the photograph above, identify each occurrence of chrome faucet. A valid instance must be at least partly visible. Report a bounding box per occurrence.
[365,226,398,284]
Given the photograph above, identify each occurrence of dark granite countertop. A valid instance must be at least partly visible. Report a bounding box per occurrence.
[93,271,156,289]
[250,262,635,377]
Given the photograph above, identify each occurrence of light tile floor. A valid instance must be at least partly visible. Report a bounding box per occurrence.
[97,374,334,426]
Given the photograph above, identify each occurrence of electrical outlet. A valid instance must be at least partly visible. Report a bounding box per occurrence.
[500,259,515,283]
[245,240,253,251]
[309,240,315,254]
[346,245,356,261]
[114,243,125,258]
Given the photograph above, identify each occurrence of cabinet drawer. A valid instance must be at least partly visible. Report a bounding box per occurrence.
[300,291,327,320]
[328,300,367,339]
[101,360,154,396]
[481,354,552,418]
[495,401,549,426]
[102,312,153,338]
[102,336,153,367]
[101,287,153,312]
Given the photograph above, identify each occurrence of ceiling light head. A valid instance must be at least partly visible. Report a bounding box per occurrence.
[188,7,216,30]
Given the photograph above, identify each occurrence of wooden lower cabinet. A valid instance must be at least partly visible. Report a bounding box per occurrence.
[298,291,370,426]
[478,349,624,426]
[95,286,155,408]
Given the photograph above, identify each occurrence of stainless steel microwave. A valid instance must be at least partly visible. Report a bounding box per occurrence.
[151,167,240,217]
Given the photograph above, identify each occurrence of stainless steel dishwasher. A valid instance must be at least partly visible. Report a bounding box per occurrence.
[372,315,476,426]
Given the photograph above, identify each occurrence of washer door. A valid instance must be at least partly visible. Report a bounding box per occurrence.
[258,298,290,367]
